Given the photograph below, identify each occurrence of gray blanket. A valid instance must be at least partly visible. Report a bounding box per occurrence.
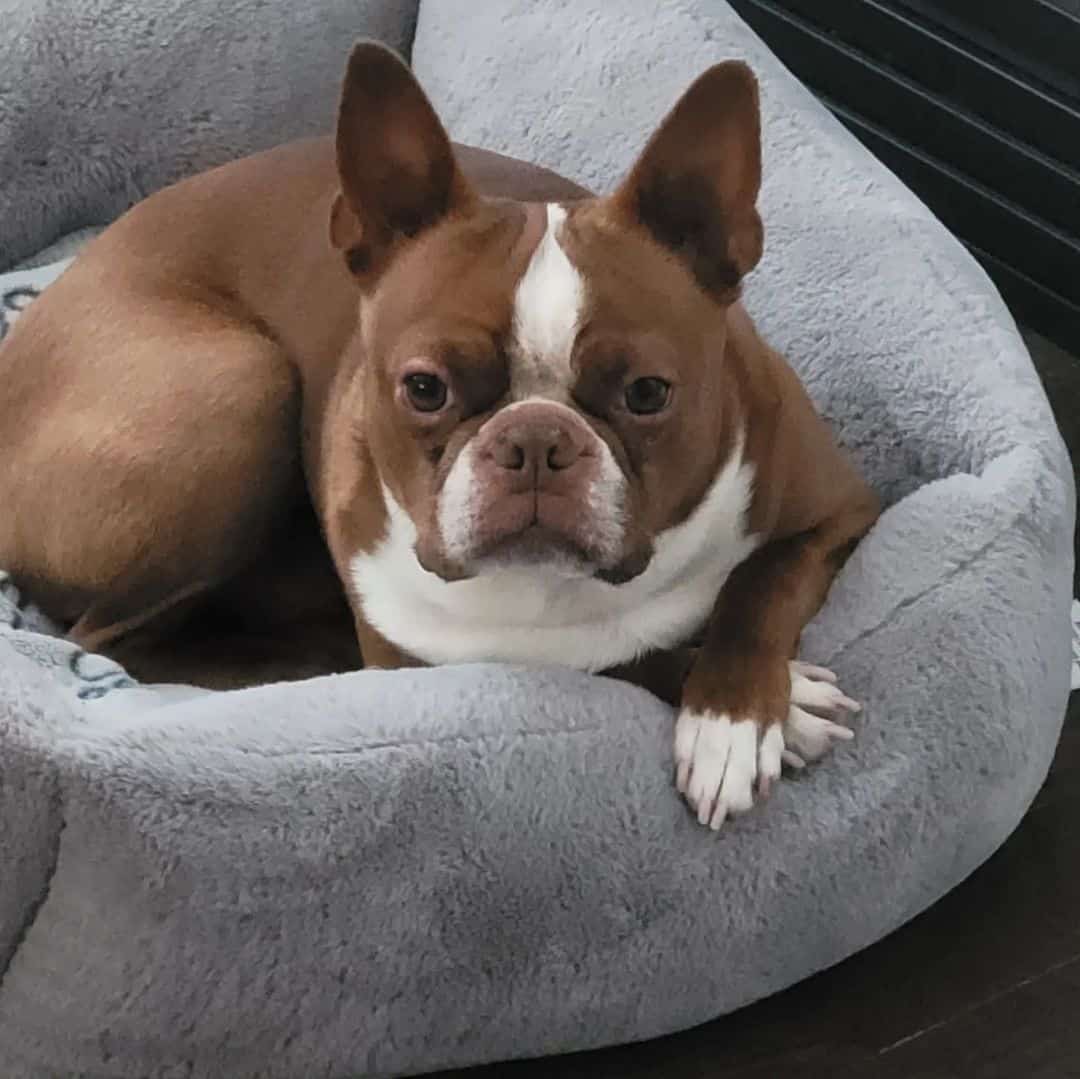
[0,1,1074,1077]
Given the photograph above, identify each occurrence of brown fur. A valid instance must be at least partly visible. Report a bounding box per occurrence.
[0,41,878,735]
[0,134,586,684]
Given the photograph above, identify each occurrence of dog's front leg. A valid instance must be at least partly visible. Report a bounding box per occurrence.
[674,504,876,829]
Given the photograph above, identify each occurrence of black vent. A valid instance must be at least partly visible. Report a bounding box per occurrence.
[728,0,1080,356]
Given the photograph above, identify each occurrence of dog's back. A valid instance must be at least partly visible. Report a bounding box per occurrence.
[0,136,587,685]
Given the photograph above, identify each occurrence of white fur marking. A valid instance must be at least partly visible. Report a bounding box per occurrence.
[789,668,861,716]
[673,662,859,827]
[786,662,859,769]
[583,439,627,563]
[673,712,758,830]
[758,724,784,795]
[509,204,584,400]
[350,438,757,672]
[437,441,479,564]
[782,706,854,767]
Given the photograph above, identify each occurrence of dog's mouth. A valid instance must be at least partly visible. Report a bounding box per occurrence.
[472,524,596,576]
[417,511,651,585]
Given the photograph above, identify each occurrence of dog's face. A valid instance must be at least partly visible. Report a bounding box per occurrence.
[331,44,763,585]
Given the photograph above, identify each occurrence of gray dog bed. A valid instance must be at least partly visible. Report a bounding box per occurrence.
[0,1,1074,1077]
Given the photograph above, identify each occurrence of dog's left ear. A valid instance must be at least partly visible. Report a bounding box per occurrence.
[611,61,763,298]
[330,41,475,281]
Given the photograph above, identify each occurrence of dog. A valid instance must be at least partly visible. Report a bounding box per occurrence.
[0,42,880,829]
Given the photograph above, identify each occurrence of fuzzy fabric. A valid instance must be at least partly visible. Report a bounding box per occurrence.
[1072,599,1080,690]
[0,260,73,339]
[0,0,418,271]
[0,1,1075,1077]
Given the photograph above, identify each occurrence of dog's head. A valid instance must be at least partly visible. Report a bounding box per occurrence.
[331,42,763,585]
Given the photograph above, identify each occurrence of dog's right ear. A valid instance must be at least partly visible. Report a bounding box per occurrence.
[330,41,475,281]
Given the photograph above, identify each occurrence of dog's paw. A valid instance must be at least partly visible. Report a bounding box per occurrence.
[784,661,859,768]
[674,710,784,830]
[673,663,859,831]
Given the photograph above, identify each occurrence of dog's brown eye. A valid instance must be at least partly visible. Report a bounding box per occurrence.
[624,377,671,415]
[403,372,448,413]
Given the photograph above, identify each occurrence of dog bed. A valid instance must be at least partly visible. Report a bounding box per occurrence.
[0,1,1074,1077]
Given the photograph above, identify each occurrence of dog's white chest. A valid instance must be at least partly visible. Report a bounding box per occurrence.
[350,450,758,671]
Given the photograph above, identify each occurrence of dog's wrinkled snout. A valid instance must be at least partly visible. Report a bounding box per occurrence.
[434,400,641,577]
[479,403,590,491]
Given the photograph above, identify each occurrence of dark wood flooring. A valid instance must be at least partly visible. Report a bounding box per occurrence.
[435,331,1080,1079]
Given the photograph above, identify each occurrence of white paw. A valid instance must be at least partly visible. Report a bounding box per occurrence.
[784,661,859,768]
[673,664,860,830]
[674,711,783,830]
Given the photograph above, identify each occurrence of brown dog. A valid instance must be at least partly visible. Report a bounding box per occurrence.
[0,43,879,828]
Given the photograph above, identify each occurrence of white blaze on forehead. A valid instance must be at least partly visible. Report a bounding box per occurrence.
[509,203,585,400]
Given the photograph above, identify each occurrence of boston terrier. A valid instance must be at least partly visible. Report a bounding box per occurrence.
[0,43,880,828]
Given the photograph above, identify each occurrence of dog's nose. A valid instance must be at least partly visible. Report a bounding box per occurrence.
[480,402,592,482]
[489,421,584,475]
[462,401,613,563]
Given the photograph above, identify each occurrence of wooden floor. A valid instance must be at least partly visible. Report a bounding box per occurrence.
[437,332,1080,1079]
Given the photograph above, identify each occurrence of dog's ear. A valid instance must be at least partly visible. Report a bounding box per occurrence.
[330,41,475,280]
[611,61,763,298]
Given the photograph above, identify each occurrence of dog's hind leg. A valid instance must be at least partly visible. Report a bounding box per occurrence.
[0,279,304,667]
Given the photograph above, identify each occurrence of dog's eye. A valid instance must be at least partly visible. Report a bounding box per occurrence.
[624,377,672,415]
[403,372,449,413]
